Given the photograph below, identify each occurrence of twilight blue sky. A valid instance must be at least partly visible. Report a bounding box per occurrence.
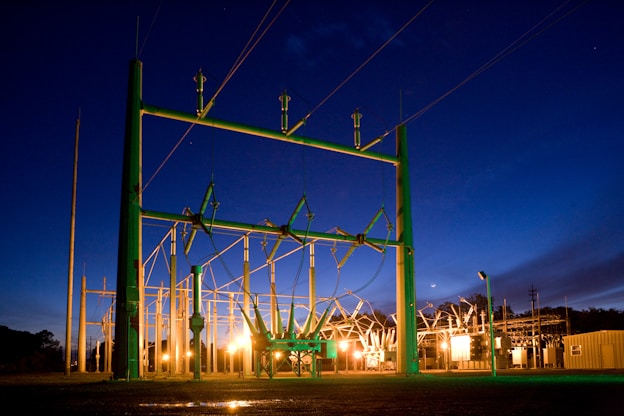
[1,1,623,347]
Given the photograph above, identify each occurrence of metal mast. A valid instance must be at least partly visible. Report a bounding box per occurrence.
[113,58,143,380]
[113,59,419,378]
[65,113,80,376]
[395,124,419,375]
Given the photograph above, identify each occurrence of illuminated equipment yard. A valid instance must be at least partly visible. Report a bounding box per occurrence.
[112,59,418,380]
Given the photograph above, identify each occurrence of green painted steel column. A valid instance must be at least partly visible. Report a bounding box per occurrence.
[243,235,252,376]
[396,124,419,375]
[169,226,177,375]
[114,58,143,380]
[190,265,205,380]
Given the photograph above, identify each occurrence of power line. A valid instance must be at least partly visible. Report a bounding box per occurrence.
[206,0,291,115]
[397,0,587,130]
[137,2,162,58]
[143,1,290,193]
[293,0,437,130]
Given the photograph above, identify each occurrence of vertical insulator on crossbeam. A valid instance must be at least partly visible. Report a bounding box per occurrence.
[352,108,362,149]
[280,90,291,133]
[191,265,202,314]
[194,69,206,116]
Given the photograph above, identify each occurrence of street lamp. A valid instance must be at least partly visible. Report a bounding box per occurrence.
[478,271,496,377]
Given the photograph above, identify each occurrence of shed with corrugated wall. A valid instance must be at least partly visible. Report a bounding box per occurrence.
[563,330,624,369]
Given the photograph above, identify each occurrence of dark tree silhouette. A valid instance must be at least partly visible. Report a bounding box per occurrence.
[0,326,63,372]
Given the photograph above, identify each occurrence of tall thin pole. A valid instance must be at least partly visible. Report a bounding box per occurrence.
[190,265,204,380]
[395,124,418,375]
[113,58,143,380]
[243,235,251,376]
[78,275,87,372]
[485,275,496,376]
[169,225,177,375]
[65,112,80,376]
[478,271,496,376]
[529,285,537,369]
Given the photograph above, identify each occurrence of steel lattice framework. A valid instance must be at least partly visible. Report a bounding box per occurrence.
[113,59,418,379]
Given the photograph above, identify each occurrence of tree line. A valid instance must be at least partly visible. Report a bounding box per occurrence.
[0,326,63,372]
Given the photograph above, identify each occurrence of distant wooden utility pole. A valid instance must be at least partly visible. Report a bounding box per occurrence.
[65,111,80,376]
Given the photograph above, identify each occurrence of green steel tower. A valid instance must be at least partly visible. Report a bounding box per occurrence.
[114,58,143,380]
[113,58,419,379]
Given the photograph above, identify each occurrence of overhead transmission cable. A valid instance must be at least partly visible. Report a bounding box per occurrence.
[142,0,290,193]
[200,0,291,118]
[290,0,436,132]
[136,2,162,58]
[396,0,587,129]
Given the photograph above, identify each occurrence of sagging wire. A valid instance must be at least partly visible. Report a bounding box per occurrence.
[259,195,315,332]
[350,208,393,294]
[200,0,291,118]
[334,207,394,298]
[290,196,314,299]
[142,1,290,194]
[136,1,162,58]
[397,0,588,130]
[329,240,342,300]
[287,0,436,135]
[186,198,314,341]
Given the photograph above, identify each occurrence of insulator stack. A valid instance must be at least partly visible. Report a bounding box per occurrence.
[352,108,362,149]
[194,69,206,116]
[280,91,291,133]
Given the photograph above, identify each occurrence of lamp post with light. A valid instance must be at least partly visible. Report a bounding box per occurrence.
[478,271,496,377]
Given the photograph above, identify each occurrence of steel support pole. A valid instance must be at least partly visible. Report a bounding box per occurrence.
[189,265,204,380]
[113,58,143,380]
[486,275,496,376]
[243,235,252,376]
[169,226,177,374]
[78,275,86,372]
[479,271,496,376]
[155,285,162,374]
[395,124,419,375]
[309,242,316,330]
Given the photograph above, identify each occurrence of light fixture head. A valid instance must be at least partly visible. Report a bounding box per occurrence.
[478,271,488,281]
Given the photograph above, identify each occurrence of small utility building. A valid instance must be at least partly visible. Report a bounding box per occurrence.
[563,330,624,369]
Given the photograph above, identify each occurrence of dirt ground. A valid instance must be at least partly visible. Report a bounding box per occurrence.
[1,369,622,415]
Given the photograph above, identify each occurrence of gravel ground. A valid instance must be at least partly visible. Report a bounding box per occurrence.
[1,370,622,415]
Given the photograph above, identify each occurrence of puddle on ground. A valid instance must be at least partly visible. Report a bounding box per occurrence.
[139,399,280,409]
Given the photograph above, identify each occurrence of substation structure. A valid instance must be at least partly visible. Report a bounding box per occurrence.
[77,256,404,378]
[111,58,418,380]
[415,301,569,371]
[76,271,569,375]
